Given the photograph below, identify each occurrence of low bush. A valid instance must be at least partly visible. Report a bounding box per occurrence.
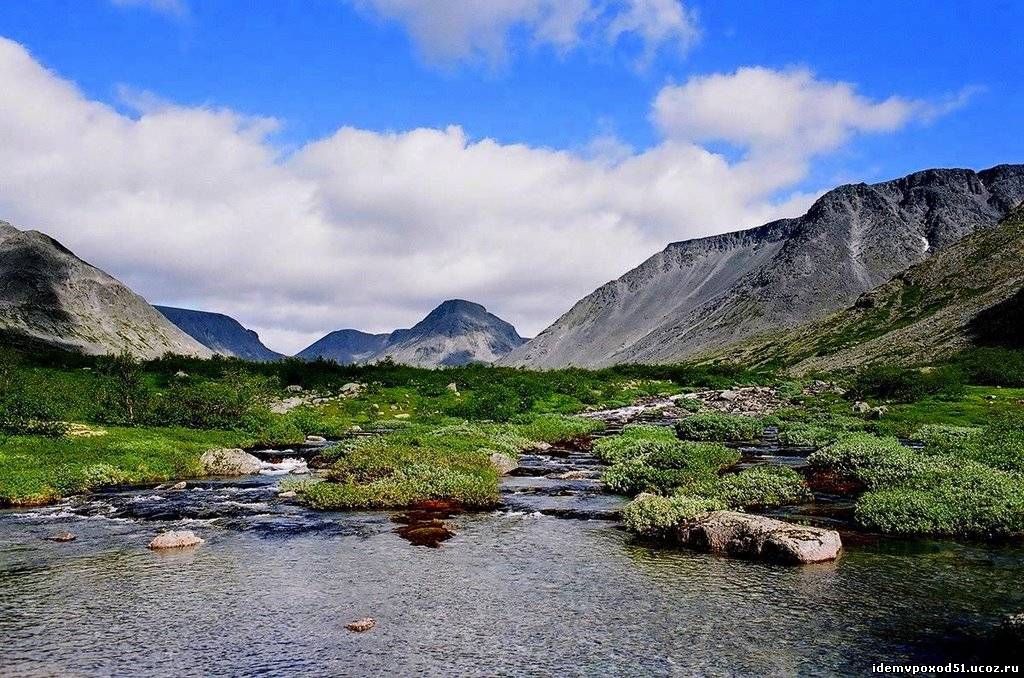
[601,435,738,495]
[849,364,965,403]
[622,493,727,537]
[592,425,678,463]
[855,467,1024,538]
[0,351,69,436]
[675,413,766,442]
[809,434,927,490]
[715,465,812,508]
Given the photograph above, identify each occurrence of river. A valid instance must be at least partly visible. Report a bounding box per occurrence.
[0,439,1021,676]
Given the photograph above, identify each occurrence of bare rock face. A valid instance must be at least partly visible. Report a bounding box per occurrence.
[676,511,842,564]
[299,300,526,368]
[488,451,518,476]
[503,165,1024,368]
[0,220,212,359]
[200,448,262,476]
[148,530,204,550]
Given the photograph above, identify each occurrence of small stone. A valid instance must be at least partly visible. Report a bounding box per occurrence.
[286,385,304,393]
[200,448,262,476]
[305,435,327,444]
[174,370,189,378]
[852,401,871,414]
[340,382,363,395]
[719,390,739,401]
[47,531,76,542]
[447,382,459,393]
[278,491,297,499]
[489,452,518,476]
[346,618,376,633]
[394,413,410,419]
[349,425,363,433]
[148,530,204,550]
[169,481,187,491]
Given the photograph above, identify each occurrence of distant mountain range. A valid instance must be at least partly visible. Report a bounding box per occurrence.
[298,299,526,367]
[155,306,284,362]
[2,163,1022,370]
[502,164,1024,368]
[0,220,210,358]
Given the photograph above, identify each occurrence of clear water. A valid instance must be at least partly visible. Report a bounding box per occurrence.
[1,451,1022,676]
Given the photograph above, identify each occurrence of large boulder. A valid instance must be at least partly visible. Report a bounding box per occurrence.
[488,451,518,476]
[200,448,262,476]
[148,530,204,550]
[675,511,841,564]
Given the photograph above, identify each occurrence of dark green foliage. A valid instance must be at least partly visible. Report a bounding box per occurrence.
[968,289,1024,350]
[95,351,151,425]
[849,364,965,403]
[0,350,68,436]
[715,466,812,508]
[675,413,767,442]
[951,348,1024,387]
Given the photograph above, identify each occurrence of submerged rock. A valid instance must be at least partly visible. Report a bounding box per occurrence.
[47,531,76,542]
[148,530,204,550]
[346,618,376,633]
[489,451,518,476]
[675,511,842,564]
[200,448,262,476]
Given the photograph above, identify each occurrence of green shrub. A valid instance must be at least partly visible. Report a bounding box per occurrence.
[966,418,1024,473]
[951,348,1024,387]
[601,437,738,495]
[809,434,926,489]
[0,351,69,436]
[94,352,152,425]
[915,424,981,454]
[778,424,844,448]
[715,465,812,508]
[849,364,965,403]
[675,413,765,442]
[855,469,1024,537]
[622,493,727,537]
[152,370,273,429]
[592,425,677,463]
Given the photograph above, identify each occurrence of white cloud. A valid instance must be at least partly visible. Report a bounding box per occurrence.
[110,0,188,18]
[0,39,953,354]
[654,66,920,156]
[353,0,698,65]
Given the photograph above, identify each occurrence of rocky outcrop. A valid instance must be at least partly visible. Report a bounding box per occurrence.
[0,220,213,358]
[148,530,204,550]
[200,448,262,476]
[489,451,518,476]
[299,300,525,368]
[155,305,283,361]
[502,165,1024,368]
[675,511,842,564]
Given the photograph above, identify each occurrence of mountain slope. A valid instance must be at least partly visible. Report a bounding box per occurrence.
[298,300,526,367]
[155,306,283,361]
[719,203,1024,372]
[0,221,212,359]
[373,300,525,367]
[502,164,1024,368]
[296,329,390,364]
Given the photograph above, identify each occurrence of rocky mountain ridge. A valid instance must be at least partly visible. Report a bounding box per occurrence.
[501,164,1024,368]
[298,300,525,367]
[155,306,284,362]
[0,220,211,359]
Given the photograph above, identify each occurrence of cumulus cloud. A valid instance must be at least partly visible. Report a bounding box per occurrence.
[654,66,921,157]
[0,39,953,353]
[353,0,698,65]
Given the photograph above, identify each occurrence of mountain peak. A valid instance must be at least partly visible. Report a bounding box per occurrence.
[428,299,488,316]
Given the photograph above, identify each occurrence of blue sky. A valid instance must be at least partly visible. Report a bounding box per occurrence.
[0,1,1021,352]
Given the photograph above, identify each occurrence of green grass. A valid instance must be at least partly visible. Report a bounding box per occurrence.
[0,426,255,506]
[298,414,604,510]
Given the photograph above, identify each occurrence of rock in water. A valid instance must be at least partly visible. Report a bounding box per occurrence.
[346,618,376,633]
[676,511,841,564]
[148,530,204,550]
[489,451,518,476]
[200,448,262,476]
[47,531,76,542]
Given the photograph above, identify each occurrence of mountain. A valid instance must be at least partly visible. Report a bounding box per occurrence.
[155,306,284,361]
[297,300,526,367]
[0,220,212,359]
[295,329,390,364]
[502,164,1024,368]
[718,203,1024,373]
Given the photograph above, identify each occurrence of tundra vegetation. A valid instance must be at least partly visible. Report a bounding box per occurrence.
[0,344,1022,543]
